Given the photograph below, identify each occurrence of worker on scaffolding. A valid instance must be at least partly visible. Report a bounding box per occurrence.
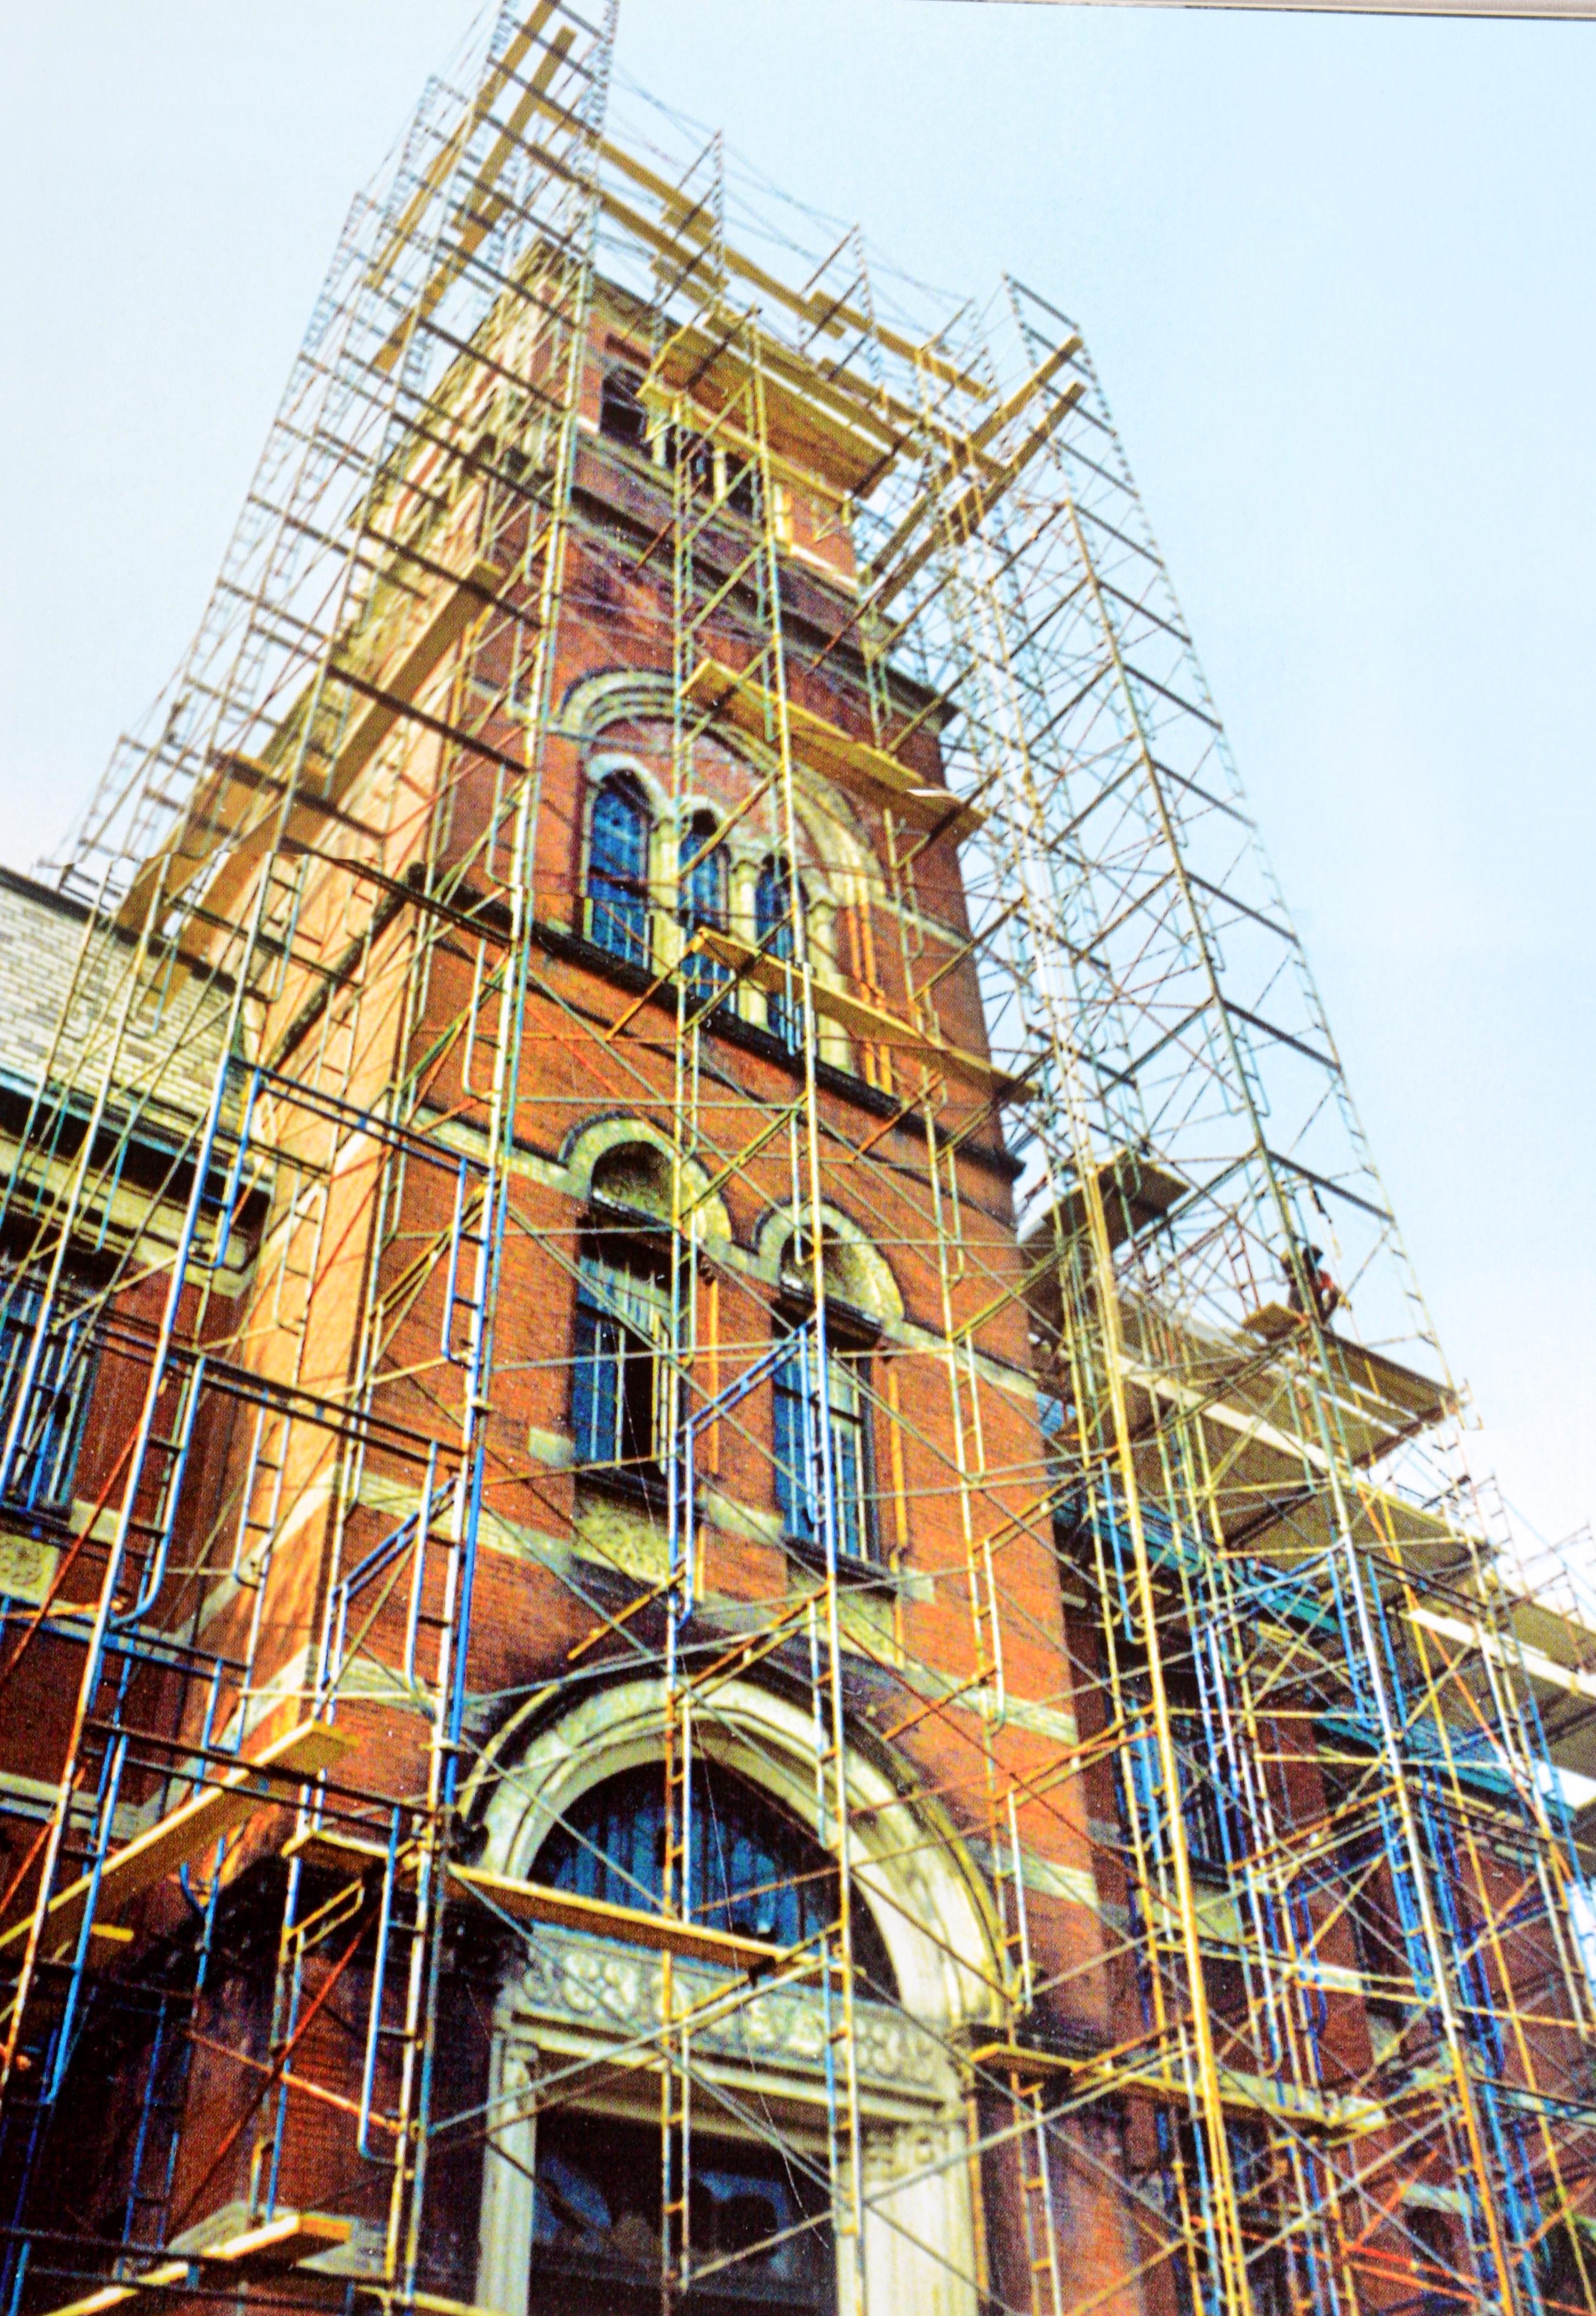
[1286,1242,1341,1325]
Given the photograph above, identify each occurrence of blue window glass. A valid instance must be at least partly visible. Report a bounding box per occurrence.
[772,1323,873,1565]
[678,812,729,1013]
[754,854,799,1047]
[570,1251,671,1476]
[533,1760,895,1992]
[0,1274,96,1524]
[587,777,650,965]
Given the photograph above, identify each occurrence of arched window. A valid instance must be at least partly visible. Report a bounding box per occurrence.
[677,811,728,1012]
[754,854,800,1047]
[533,1760,896,1994]
[586,775,650,966]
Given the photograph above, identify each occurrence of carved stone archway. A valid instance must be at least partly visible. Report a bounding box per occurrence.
[471,1676,999,2316]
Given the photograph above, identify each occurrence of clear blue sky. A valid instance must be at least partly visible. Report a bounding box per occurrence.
[1,1,1590,1564]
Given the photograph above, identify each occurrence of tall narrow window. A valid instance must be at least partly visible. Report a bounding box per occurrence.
[570,1249,673,1480]
[677,811,729,1013]
[772,1322,874,1565]
[662,423,716,500]
[0,1273,96,1524]
[586,776,650,966]
[598,365,648,452]
[721,451,758,519]
[1170,1709,1231,1870]
[754,854,799,1047]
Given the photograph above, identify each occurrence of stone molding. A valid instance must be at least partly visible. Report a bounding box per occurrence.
[504,1921,947,2106]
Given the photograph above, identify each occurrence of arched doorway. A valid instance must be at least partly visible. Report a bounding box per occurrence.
[471,1678,997,2316]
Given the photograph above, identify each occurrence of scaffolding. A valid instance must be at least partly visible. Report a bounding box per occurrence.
[0,6,1592,2315]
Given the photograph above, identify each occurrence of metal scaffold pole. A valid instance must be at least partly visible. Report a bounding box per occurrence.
[0,11,1590,2316]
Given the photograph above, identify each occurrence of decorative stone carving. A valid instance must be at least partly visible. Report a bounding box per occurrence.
[862,2119,965,2187]
[506,1923,945,2100]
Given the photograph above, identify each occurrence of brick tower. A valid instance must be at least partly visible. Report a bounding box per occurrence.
[1,12,1591,2316]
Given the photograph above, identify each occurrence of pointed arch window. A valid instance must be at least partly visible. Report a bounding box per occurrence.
[678,811,729,1012]
[754,853,801,1047]
[586,774,651,966]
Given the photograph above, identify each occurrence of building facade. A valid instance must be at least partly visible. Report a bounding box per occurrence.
[0,11,1592,2316]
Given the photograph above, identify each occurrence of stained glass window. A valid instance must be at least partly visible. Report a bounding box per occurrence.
[534,1759,895,1991]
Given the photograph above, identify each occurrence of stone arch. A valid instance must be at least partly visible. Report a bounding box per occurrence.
[752,1199,905,1330]
[559,668,872,900]
[470,1676,994,2316]
[469,1672,1002,2033]
[583,742,670,825]
[560,1114,731,1248]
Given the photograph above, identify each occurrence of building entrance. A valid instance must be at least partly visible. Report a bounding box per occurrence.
[529,2112,834,2315]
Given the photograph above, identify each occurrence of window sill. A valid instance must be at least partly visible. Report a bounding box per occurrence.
[0,1500,76,1545]
[532,917,1024,1183]
[573,1464,670,1514]
[784,1532,899,1595]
